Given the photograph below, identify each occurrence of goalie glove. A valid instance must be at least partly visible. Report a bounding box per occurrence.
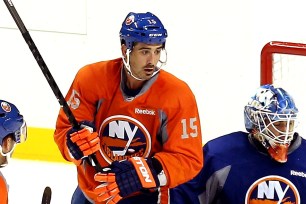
[93,157,160,203]
[66,121,100,165]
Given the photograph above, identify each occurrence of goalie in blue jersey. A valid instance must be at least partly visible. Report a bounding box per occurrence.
[170,84,306,203]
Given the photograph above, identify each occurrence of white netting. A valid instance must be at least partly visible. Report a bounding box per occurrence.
[273,53,306,136]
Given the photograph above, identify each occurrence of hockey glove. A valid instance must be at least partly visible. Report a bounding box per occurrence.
[93,157,160,203]
[66,121,100,164]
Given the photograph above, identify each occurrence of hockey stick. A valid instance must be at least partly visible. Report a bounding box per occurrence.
[41,186,52,204]
[3,0,102,172]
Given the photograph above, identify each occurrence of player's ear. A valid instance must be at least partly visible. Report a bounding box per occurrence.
[121,44,128,58]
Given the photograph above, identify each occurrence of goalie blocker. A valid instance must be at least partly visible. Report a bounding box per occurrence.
[93,157,165,203]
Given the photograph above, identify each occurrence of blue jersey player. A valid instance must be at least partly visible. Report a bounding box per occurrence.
[170,84,306,204]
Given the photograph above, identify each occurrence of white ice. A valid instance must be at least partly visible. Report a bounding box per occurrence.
[1,158,77,204]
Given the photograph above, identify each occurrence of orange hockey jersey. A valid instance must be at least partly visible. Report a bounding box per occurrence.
[0,172,8,204]
[54,58,203,203]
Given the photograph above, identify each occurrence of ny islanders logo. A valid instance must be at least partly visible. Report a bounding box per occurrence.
[245,175,300,204]
[99,115,151,164]
[1,101,11,112]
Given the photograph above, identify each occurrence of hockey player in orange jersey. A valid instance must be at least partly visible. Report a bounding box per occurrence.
[0,100,27,204]
[53,11,203,204]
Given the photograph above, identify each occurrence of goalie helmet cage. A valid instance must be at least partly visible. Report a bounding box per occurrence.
[260,41,306,135]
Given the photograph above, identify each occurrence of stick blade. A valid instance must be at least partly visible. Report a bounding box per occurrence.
[41,186,52,204]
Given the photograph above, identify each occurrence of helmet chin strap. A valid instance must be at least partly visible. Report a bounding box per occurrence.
[121,49,166,81]
[0,144,15,167]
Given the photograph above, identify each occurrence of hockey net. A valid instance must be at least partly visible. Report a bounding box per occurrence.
[261,41,306,136]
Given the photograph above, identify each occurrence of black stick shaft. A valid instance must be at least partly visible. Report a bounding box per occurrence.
[3,0,102,171]
[4,0,78,128]
[41,186,52,204]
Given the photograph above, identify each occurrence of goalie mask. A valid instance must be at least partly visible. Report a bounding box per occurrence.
[0,100,27,166]
[244,84,298,163]
[119,12,168,80]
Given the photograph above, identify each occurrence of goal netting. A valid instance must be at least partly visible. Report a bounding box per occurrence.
[261,41,306,136]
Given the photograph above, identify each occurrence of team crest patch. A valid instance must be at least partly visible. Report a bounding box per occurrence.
[67,89,80,110]
[125,15,134,25]
[245,175,300,204]
[1,102,11,112]
[98,115,151,164]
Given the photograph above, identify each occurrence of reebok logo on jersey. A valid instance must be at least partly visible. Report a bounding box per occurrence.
[291,170,306,178]
[135,108,155,115]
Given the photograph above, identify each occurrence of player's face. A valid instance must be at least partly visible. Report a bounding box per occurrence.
[264,120,295,163]
[0,135,16,166]
[129,43,163,80]
[1,135,16,154]
[267,120,295,140]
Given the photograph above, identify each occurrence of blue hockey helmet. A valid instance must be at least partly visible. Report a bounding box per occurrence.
[0,100,27,146]
[244,84,298,162]
[244,84,298,134]
[119,12,168,50]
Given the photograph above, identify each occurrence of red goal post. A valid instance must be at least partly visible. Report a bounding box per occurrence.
[260,41,306,135]
[261,41,306,84]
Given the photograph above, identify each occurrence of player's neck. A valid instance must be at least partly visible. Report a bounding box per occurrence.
[125,71,145,90]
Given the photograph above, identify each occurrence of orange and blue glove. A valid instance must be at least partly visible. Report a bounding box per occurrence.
[66,121,100,165]
[93,157,160,203]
